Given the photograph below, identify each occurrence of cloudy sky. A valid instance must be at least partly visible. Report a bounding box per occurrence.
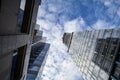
[36,0,120,80]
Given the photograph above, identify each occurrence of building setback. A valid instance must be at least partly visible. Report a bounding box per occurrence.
[62,33,73,49]
[63,29,120,80]
[0,0,50,80]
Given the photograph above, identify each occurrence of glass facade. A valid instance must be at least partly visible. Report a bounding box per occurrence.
[27,43,50,80]
[67,29,120,80]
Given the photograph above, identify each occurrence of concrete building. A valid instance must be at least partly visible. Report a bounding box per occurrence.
[26,24,50,80]
[0,0,42,80]
[63,29,120,80]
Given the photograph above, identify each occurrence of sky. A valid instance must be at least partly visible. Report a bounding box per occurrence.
[36,0,120,80]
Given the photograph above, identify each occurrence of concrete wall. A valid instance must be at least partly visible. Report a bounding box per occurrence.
[0,0,41,80]
[0,34,29,80]
[0,35,29,55]
[0,52,12,80]
[0,0,21,35]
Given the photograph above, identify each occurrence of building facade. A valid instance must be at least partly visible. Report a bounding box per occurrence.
[63,29,120,80]
[0,0,44,80]
[26,25,50,80]
[27,43,50,80]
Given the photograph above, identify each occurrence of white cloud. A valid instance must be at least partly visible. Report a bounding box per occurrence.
[92,20,108,29]
[64,17,86,32]
[117,8,120,17]
[107,5,117,15]
[45,13,57,22]
[37,6,47,18]
[56,60,83,80]
[37,11,83,79]
[37,18,63,42]
[36,18,83,79]
[37,19,53,31]
[50,26,62,38]
[39,40,83,80]
[92,19,116,29]
[48,4,59,12]
[104,1,111,7]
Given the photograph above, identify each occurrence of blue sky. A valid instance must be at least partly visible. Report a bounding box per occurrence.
[36,0,120,80]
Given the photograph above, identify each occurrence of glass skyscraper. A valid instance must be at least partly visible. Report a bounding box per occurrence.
[63,29,120,80]
[27,43,50,80]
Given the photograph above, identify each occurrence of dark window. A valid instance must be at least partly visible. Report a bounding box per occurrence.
[10,50,18,80]
[92,38,120,74]
[112,64,120,79]
[20,0,35,34]
[10,45,27,80]
[17,0,26,33]
[17,9,24,28]
[103,60,112,72]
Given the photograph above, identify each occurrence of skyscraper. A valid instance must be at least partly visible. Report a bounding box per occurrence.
[0,0,50,80]
[63,29,120,80]
[26,24,50,80]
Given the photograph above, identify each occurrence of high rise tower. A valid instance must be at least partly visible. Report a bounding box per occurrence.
[26,24,50,80]
[63,29,120,80]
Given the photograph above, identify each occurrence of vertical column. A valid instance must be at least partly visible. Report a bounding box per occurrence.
[21,0,35,34]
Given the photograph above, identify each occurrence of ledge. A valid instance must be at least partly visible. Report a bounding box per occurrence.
[0,34,29,56]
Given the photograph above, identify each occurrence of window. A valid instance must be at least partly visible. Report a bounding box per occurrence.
[20,0,26,10]
[17,9,24,27]
[10,45,27,80]
[92,37,120,75]
[20,0,35,34]
[102,60,112,73]
[10,50,18,80]
[112,64,120,79]
[17,0,26,33]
